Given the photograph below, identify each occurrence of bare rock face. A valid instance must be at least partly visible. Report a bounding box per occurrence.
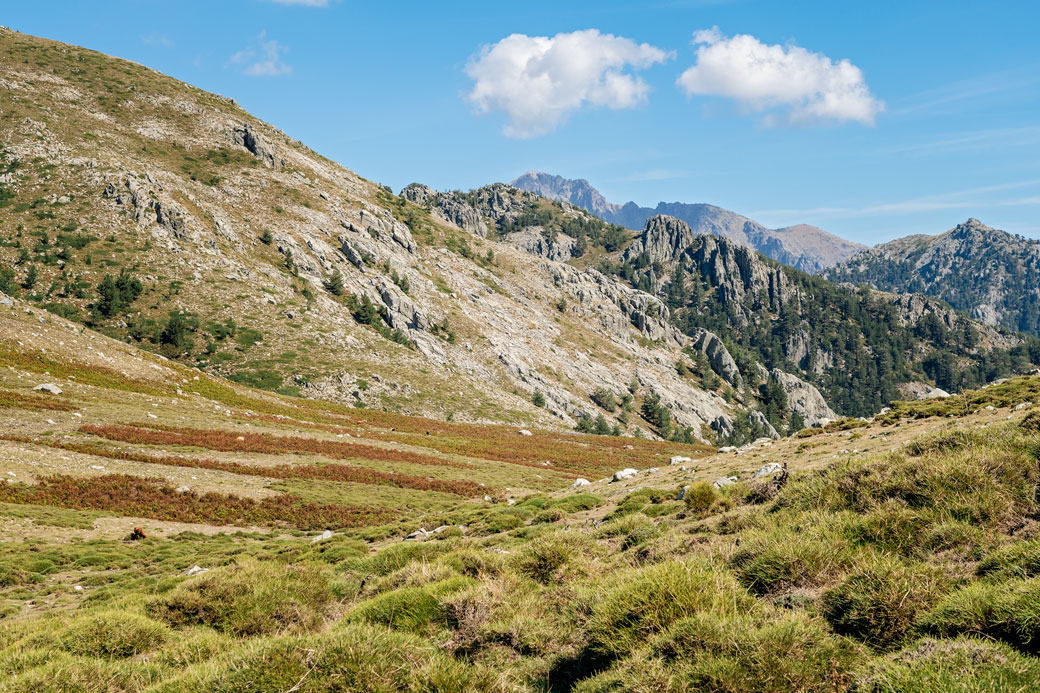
[545,263,680,345]
[624,214,698,265]
[749,410,780,439]
[401,183,489,238]
[231,122,281,169]
[377,281,430,332]
[689,328,741,385]
[105,175,195,240]
[769,368,836,427]
[503,227,574,262]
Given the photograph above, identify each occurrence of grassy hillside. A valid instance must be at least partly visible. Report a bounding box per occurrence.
[2,297,1040,689]
[0,27,729,438]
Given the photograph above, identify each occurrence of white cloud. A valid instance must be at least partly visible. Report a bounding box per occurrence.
[141,34,173,48]
[230,31,292,77]
[677,27,882,125]
[465,29,671,138]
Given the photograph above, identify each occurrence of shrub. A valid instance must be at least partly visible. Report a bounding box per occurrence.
[585,560,757,658]
[917,577,1040,653]
[532,389,545,407]
[148,559,336,636]
[821,556,948,651]
[683,482,716,513]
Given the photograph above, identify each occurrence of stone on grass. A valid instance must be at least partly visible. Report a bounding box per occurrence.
[310,530,334,543]
[611,468,638,482]
[753,463,783,479]
[33,383,62,394]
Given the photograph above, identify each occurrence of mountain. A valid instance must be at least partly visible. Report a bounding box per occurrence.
[600,214,1039,418]
[512,171,866,273]
[0,27,846,446]
[826,218,1040,336]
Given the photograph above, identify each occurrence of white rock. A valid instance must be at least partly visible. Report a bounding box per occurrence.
[33,383,62,394]
[711,476,738,489]
[752,463,783,479]
[570,478,591,489]
[669,455,692,465]
[1013,402,1032,411]
[185,565,209,577]
[717,446,737,454]
[611,468,638,482]
[518,429,533,436]
[310,530,334,543]
[89,465,105,471]
[175,486,191,493]
[924,388,951,399]
[983,405,995,411]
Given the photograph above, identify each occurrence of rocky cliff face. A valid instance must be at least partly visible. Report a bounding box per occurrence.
[609,214,1031,417]
[827,219,1040,336]
[512,171,865,273]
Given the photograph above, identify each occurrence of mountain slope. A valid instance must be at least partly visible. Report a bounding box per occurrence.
[826,218,1040,335]
[0,27,803,444]
[600,214,1039,419]
[512,171,866,273]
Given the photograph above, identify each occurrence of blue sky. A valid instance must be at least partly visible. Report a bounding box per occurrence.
[5,1,1039,243]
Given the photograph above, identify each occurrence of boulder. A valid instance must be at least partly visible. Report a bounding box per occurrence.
[752,462,783,479]
[185,565,209,577]
[676,485,691,501]
[924,388,951,399]
[611,468,638,482]
[33,383,62,394]
[310,530,334,543]
[669,455,692,465]
[518,429,533,437]
[712,476,738,488]
[570,478,591,489]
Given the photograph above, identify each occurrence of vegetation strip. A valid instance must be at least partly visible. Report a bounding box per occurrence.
[79,423,473,471]
[0,435,488,497]
[0,389,77,412]
[0,473,389,530]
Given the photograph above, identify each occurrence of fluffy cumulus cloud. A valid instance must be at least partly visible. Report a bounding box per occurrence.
[677,28,883,125]
[230,31,292,77]
[465,29,671,138]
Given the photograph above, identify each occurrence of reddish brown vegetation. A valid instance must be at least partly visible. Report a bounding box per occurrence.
[1,435,487,497]
[240,412,710,476]
[0,474,388,530]
[0,390,77,412]
[79,423,472,470]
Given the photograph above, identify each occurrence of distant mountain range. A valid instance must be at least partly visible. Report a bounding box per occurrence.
[511,171,866,274]
[827,218,1040,336]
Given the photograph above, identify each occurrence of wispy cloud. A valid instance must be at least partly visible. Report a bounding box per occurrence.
[887,68,1040,116]
[265,0,329,6]
[881,126,1040,155]
[750,179,1040,220]
[229,31,292,77]
[141,33,173,48]
[608,169,687,183]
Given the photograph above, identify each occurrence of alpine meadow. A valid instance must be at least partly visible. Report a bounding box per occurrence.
[1,4,1040,692]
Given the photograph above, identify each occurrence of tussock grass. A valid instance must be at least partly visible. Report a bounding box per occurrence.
[149,559,338,636]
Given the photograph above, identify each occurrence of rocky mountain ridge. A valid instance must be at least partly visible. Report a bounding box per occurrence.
[826,218,1040,336]
[512,170,866,273]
